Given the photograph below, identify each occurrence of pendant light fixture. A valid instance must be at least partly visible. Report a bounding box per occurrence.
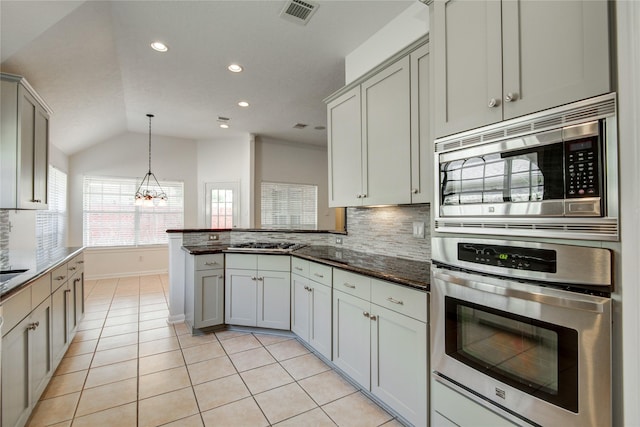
[135,114,167,206]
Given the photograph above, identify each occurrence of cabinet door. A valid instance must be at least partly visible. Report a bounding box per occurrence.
[371,305,427,427]
[433,0,502,137]
[361,56,411,205]
[72,275,84,333]
[501,0,610,120]
[257,270,290,330]
[327,86,363,207]
[332,290,371,389]
[33,106,49,206]
[19,89,36,208]
[225,269,257,326]
[410,43,433,204]
[309,282,332,361]
[291,274,311,341]
[51,283,70,366]
[2,317,30,427]
[30,298,52,405]
[195,269,224,328]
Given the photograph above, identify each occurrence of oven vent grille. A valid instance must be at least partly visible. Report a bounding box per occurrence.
[434,219,619,240]
[435,93,616,153]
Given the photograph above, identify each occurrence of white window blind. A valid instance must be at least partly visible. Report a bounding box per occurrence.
[261,182,317,230]
[83,176,184,247]
[36,166,67,250]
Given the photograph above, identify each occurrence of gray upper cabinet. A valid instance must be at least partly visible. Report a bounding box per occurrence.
[327,86,363,207]
[327,39,429,208]
[361,56,411,206]
[1,73,50,210]
[433,0,610,138]
[410,43,432,204]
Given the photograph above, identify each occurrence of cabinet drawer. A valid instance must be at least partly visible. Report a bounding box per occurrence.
[225,254,257,270]
[291,257,309,276]
[2,287,31,335]
[30,274,51,309]
[196,254,224,270]
[257,255,290,272]
[51,264,68,291]
[68,254,84,278]
[333,269,370,300]
[309,262,332,287]
[371,279,427,322]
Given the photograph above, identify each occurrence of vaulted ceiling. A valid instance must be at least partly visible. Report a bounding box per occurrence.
[1,0,415,155]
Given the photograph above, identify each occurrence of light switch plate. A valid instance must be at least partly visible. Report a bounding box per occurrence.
[412,222,425,238]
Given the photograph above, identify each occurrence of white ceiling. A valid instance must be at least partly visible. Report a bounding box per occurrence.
[0,0,415,155]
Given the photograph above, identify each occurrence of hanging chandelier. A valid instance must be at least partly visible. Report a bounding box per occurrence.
[135,114,168,206]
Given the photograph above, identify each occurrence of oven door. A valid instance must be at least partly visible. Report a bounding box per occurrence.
[431,267,611,427]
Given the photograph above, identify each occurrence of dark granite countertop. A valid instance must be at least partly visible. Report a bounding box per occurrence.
[292,246,430,291]
[181,244,430,291]
[1,247,84,301]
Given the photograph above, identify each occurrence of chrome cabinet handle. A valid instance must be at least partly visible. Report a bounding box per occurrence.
[64,289,71,294]
[505,92,517,102]
[78,260,84,264]
[361,194,367,198]
[488,98,499,108]
[386,297,404,305]
[30,199,42,203]
[28,321,40,331]
[294,266,303,271]
[204,261,218,266]
[251,276,257,281]
[363,312,370,318]
[343,283,356,289]
[356,194,362,199]
[55,275,66,281]
[257,277,264,281]
[69,266,76,271]
[218,275,224,279]
[412,188,419,194]
[370,315,377,321]
[303,286,310,291]
[313,273,324,278]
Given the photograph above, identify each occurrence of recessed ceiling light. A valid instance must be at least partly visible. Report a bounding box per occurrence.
[219,123,230,129]
[238,101,249,107]
[150,41,168,52]
[228,64,243,73]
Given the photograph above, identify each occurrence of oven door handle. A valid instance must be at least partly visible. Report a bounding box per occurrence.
[433,269,608,313]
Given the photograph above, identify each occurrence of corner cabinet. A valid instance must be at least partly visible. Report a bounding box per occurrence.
[327,38,430,208]
[332,269,428,427]
[291,258,332,360]
[0,73,51,210]
[225,254,291,330]
[185,253,224,331]
[432,0,611,138]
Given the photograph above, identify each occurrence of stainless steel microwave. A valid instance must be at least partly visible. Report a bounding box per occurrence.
[434,93,619,241]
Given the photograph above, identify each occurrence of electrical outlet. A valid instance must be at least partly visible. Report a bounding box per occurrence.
[335,237,343,245]
[412,222,425,238]
[208,234,219,241]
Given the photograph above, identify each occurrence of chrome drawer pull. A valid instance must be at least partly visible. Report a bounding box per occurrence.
[204,261,218,266]
[313,273,324,278]
[343,283,356,289]
[27,321,40,331]
[294,266,303,271]
[69,266,76,271]
[387,297,404,305]
[55,275,66,281]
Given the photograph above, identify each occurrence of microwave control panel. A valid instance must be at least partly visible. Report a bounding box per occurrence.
[565,137,600,198]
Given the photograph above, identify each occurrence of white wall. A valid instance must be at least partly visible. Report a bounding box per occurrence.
[254,136,335,230]
[345,2,429,84]
[196,135,253,228]
[67,131,197,277]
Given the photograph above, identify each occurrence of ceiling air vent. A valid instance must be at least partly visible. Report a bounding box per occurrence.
[280,0,319,25]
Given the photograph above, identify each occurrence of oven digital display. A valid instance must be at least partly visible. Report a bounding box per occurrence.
[458,243,557,273]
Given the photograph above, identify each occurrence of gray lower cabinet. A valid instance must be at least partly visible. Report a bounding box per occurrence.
[51,281,70,366]
[185,253,224,331]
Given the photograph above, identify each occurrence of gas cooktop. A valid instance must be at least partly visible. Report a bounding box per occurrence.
[226,242,306,253]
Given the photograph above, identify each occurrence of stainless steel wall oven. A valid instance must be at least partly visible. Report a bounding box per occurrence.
[434,93,618,241]
[431,237,612,427]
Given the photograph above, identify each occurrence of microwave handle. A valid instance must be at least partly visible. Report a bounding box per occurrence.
[433,269,608,314]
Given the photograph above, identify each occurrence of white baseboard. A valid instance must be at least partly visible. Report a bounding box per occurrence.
[85,269,168,281]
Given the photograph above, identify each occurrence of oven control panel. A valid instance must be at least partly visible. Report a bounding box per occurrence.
[458,243,557,273]
[565,136,600,198]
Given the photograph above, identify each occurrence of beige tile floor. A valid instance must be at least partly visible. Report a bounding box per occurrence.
[26,274,406,427]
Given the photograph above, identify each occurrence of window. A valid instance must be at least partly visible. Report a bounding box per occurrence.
[261,182,317,230]
[83,176,183,247]
[205,182,240,229]
[36,166,67,250]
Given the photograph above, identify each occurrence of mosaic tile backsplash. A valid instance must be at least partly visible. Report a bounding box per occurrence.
[181,204,431,262]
